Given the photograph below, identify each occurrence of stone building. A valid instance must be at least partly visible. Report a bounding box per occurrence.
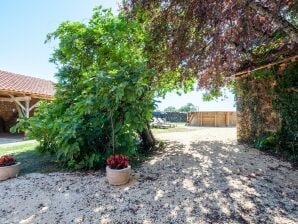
[0,70,54,132]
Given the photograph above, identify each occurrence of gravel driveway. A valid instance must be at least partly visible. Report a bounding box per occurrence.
[0,127,297,223]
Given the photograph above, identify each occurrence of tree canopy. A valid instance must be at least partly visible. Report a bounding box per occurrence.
[178,103,197,112]
[123,0,298,91]
[17,8,158,169]
[164,106,177,112]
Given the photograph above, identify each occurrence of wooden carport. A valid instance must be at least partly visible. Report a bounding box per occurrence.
[0,70,54,132]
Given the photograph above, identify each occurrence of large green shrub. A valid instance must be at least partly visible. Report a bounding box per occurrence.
[16,8,157,169]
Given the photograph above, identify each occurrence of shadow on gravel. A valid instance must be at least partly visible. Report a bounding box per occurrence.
[14,150,61,174]
[1,140,297,223]
[129,140,298,223]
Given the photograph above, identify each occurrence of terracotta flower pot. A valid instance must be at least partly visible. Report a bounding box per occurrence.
[0,162,21,181]
[106,165,131,185]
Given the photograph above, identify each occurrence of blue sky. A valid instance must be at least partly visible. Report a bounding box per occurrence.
[0,0,235,111]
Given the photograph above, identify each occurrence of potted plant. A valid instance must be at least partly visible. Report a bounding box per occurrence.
[106,111,131,185]
[0,155,21,181]
[106,154,131,185]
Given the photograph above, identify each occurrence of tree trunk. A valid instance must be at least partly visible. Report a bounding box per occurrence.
[139,124,156,152]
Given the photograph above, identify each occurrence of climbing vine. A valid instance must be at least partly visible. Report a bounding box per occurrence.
[236,62,298,162]
[273,62,298,161]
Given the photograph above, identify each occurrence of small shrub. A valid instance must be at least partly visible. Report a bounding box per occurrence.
[255,133,277,151]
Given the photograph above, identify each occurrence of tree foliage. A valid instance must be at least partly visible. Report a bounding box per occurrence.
[164,106,176,112]
[123,0,298,91]
[163,103,197,112]
[17,8,158,169]
[178,103,197,112]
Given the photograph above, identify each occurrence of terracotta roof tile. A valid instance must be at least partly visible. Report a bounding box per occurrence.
[0,70,55,98]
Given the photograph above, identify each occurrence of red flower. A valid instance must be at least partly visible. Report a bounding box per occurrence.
[106,154,129,169]
[0,154,16,167]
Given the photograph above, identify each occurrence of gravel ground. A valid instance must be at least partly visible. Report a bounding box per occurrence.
[0,127,297,224]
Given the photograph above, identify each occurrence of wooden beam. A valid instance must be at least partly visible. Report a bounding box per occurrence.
[29,101,39,112]
[14,100,26,111]
[15,104,25,118]
[5,94,32,118]
[0,96,31,102]
[0,97,13,102]
[0,89,53,100]
[0,93,37,118]
[234,55,298,78]
[14,96,31,101]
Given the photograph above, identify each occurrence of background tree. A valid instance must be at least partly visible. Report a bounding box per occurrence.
[17,8,158,169]
[164,106,177,112]
[123,0,298,92]
[178,103,197,113]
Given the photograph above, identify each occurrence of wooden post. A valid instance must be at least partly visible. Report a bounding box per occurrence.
[25,100,30,118]
[215,112,217,127]
[15,104,24,118]
[187,113,189,124]
[227,112,230,127]
[188,113,196,126]
[200,112,203,126]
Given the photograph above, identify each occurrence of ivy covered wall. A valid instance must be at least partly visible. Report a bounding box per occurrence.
[236,62,298,162]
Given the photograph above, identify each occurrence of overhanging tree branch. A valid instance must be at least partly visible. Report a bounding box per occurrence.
[245,0,298,43]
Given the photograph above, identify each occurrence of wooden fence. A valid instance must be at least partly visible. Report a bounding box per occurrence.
[187,111,237,127]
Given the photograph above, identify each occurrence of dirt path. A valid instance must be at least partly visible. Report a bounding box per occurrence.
[0,128,297,223]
